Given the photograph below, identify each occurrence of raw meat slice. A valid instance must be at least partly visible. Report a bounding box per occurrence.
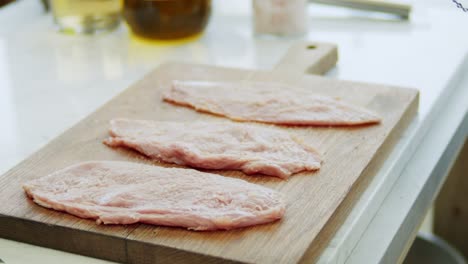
[162,81,381,126]
[104,119,321,179]
[23,161,285,231]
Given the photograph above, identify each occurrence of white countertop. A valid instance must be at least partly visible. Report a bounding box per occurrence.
[0,1,467,263]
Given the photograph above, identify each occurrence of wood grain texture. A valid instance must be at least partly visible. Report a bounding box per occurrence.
[273,42,338,75]
[434,139,468,259]
[0,45,418,263]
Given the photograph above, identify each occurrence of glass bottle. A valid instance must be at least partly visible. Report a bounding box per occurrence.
[50,0,122,34]
[253,0,308,36]
[123,0,211,41]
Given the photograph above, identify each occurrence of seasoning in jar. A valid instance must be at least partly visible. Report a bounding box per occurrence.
[253,0,308,36]
[123,0,211,40]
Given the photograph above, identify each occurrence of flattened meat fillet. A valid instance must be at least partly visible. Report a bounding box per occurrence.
[162,81,381,126]
[23,161,285,230]
[104,119,321,179]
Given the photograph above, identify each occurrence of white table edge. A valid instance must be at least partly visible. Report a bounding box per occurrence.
[344,53,468,264]
[318,52,468,263]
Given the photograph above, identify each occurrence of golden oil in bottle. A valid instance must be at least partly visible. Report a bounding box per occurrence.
[123,0,211,41]
[50,0,122,34]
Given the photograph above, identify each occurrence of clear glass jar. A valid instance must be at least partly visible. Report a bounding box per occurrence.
[51,0,122,34]
[253,0,308,36]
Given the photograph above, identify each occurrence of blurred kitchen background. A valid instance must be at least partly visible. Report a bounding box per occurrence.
[0,0,466,263]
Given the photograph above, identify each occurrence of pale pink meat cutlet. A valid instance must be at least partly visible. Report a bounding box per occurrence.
[23,161,285,231]
[104,119,321,179]
[162,81,381,126]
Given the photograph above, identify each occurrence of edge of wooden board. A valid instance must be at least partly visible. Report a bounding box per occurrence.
[0,215,129,263]
[299,91,420,263]
[126,240,242,264]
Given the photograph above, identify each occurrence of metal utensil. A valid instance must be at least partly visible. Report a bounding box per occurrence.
[309,0,411,19]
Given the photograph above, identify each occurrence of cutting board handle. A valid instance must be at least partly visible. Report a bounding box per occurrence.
[274,42,338,75]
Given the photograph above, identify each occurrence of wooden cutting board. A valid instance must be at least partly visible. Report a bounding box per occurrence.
[0,42,418,264]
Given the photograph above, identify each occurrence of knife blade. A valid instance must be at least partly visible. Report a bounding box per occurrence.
[309,0,411,19]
